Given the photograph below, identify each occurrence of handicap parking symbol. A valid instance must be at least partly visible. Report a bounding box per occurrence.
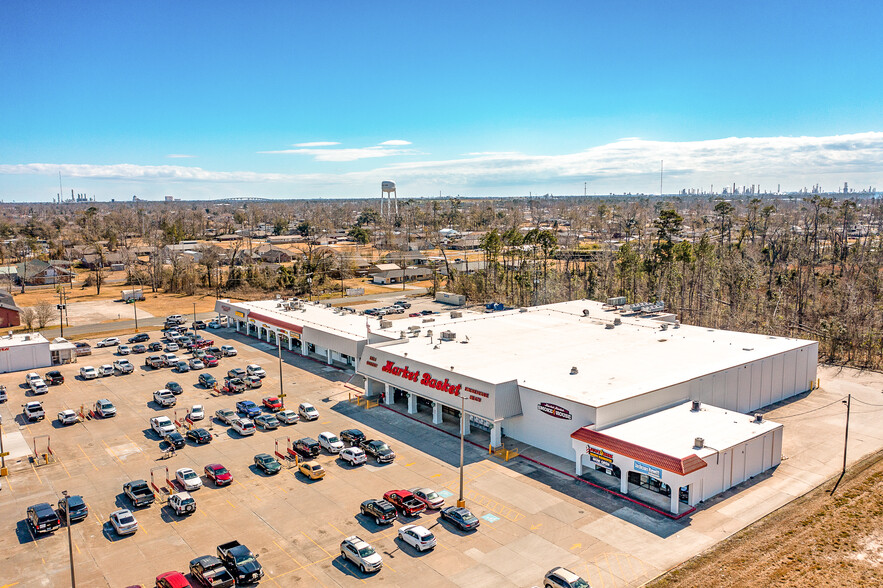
[437,490,453,498]
[481,513,500,523]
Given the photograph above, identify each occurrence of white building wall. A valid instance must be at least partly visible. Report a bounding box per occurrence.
[596,381,690,429]
[506,388,597,459]
[0,341,52,373]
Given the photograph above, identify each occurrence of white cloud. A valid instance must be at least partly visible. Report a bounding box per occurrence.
[292,141,340,147]
[378,140,412,146]
[259,144,415,162]
[0,163,295,183]
[166,154,195,159]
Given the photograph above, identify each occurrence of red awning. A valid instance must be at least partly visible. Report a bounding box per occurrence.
[248,312,303,334]
[571,427,707,476]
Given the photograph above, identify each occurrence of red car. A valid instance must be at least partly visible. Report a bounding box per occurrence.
[204,463,233,486]
[203,354,219,367]
[155,571,191,588]
[262,396,282,412]
[194,339,214,349]
[383,490,426,516]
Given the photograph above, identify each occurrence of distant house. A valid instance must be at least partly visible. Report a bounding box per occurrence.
[448,236,483,250]
[81,251,133,269]
[0,289,21,327]
[16,260,74,285]
[255,245,295,263]
[371,266,432,285]
[216,234,242,242]
[369,263,401,275]
[440,260,488,276]
[382,251,428,266]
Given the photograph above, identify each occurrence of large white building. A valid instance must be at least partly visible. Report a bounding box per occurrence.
[217,297,817,513]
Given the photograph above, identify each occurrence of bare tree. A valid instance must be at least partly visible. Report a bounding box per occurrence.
[34,299,57,328]
[20,307,36,330]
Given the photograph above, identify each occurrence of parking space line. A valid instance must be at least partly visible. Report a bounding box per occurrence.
[77,444,99,471]
[300,530,333,558]
[328,523,347,537]
[58,456,72,478]
[225,499,238,509]
[271,540,328,587]
[29,461,42,485]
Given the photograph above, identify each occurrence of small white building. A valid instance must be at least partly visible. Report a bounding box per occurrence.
[0,333,52,373]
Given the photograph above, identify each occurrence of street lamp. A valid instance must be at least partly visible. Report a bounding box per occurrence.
[457,393,466,508]
[192,302,197,326]
[277,333,286,409]
[62,490,76,587]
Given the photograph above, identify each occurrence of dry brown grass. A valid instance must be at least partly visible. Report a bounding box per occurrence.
[648,450,883,588]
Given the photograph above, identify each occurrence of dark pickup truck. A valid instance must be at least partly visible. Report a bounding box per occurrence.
[217,540,263,584]
[189,555,235,588]
[145,355,163,369]
[360,439,396,463]
[123,480,155,507]
[359,498,398,525]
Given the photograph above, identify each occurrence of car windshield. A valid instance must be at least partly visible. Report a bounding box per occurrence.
[421,532,435,541]
[357,546,376,557]
[100,402,112,409]
[570,580,590,588]
[375,443,389,451]
[118,515,135,525]
[425,491,440,500]
[327,436,340,443]
[183,471,197,479]
[234,555,256,566]
[214,467,228,475]
[460,511,477,522]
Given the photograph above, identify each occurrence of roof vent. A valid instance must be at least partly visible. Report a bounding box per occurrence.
[451,311,463,318]
[694,437,705,449]
[399,331,407,339]
[614,317,622,325]
[605,323,614,329]
[379,320,392,329]
[661,323,668,331]
[440,330,456,342]
[691,401,701,412]
[582,309,590,316]
[570,366,579,375]
[674,320,680,329]
[754,413,764,423]
[519,308,528,313]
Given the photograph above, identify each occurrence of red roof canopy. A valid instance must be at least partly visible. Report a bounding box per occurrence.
[249,311,303,334]
[571,427,707,476]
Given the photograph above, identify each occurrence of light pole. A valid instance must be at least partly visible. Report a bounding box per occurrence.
[62,490,76,587]
[457,393,466,508]
[192,302,197,326]
[277,334,286,409]
[0,417,7,476]
[132,291,139,332]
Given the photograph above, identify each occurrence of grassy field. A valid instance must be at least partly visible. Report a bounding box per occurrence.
[648,450,883,588]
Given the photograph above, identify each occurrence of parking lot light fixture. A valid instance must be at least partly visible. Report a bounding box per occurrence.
[62,490,76,587]
[277,334,285,409]
[458,393,466,508]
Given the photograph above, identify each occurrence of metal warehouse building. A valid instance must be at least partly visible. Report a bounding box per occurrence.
[356,300,816,513]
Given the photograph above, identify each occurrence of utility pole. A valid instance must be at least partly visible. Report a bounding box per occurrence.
[457,393,466,508]
[132,292,139,332]
[841,394,851,477]
[1,417,7,476]
[62,490,76,587]
[192,302,197,327]
[277,334,285,409]
[58,287,65,338]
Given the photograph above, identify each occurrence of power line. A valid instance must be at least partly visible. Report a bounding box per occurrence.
[769,396,847,419]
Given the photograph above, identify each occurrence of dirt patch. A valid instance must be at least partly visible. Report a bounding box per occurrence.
[648,450,883,587]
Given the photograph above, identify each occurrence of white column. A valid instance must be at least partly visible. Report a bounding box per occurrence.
[235,321,240,332]
[574,447,583,476]
[490,423,501,447]
[365,379,373,396]
[620,471,629,494]
[462,414,471,435]
[407,393,417,414]
[326,349,332,365]
[383,383,393,405]
[670,484,679,514]
[301,340,308,356]
[288,337,292,351]
[432,402,442,424]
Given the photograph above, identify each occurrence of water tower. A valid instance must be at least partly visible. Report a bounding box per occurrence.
[381,180,398,218]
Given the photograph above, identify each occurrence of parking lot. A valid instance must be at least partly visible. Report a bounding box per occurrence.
[4,318,883,587]
[2,324,635,588]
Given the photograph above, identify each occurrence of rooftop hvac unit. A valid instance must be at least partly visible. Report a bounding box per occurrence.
[570,366,579,375]
[275,294,282,299]
[422,318,435,323]
[614,317,622,325]
[605,323,614,329]
[426,330,433,338]
[407,325,421,332]
[694,437,705,449]
[582,309,590,316]
[691,401,701,412]
[754,413,764,423]
[379,320,392,329]
[451,311,463,318]
[440,330,456,341]
[399,331,407,339]
[661,323,668,331]
[674,320,680,329]
[519,308,528,313]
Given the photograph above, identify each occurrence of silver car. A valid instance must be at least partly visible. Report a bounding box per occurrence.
[109,509,138,535]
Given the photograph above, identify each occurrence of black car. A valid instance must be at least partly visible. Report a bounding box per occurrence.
[27,503,61,534]
[340,428,366,446]
[148,342,163,352]
[253,453,282,475]
[360,499,397,525]
[293,437,320,457]
[44,370,64,385]
[189,555,235,588]
[164,431,186,450]
[166,381,183,395]
[131,344,147,354]
[440,506,481,531]
[192,320,207,330]
[186,428,212,444]
[360,439,396,463]
[198,373,217,388]
[57,495,89,523]
[128,333,150,343]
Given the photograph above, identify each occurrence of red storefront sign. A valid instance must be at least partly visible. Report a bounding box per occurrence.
[381,360,464,397]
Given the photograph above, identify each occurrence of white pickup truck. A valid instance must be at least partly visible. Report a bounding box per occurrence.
[24,401,45,421]
[151,416,176,436]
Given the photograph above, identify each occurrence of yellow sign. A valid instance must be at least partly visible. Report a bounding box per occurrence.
[235,311,244,318]
[291,332,301,340]
[0,451,9,457]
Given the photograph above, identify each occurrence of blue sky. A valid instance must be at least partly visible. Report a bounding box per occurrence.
[2,1,883,201]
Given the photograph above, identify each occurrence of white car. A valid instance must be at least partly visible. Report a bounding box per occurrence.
[231,418,256,436]
[298,402,319,421]
[318,432,344,454]
[98,364,114,377]
[79,366,99,380]
[117,345,131,355]
[220,345,237,357]
[113,359,135,374]
[150,416,176,436]
[189,405,205,421]
[109,509,138,535]
[30,379,49,395]
[161,353,178,366]
[165,342,179,352]
[397,524,437,552]
[175,467,202,491]
[153,389,177,407]
[166,314,183,324]
[208,320,221,329]
[96,337,120,348]
[189,358,205,370]
[246,364,266,378]
[277,409,299,424]
[94,399,117,418]
[339,447,367,466]
[57,409,79,425]
[25,372,41,386]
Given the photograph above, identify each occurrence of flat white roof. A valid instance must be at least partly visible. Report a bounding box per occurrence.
[372,300,815,407]
[0,333,48,347]
[596,401,781,460]
[221,299,371,342]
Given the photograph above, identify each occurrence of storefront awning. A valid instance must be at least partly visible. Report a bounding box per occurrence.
[248,311,304,334]
[571,427,707,476]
